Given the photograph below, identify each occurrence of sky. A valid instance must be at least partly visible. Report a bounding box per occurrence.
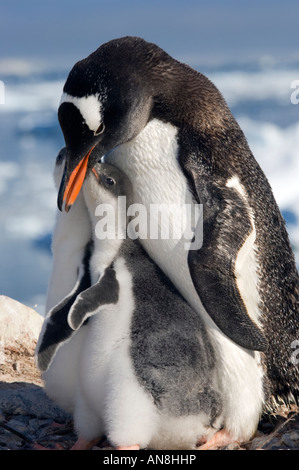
[1,0,299,71]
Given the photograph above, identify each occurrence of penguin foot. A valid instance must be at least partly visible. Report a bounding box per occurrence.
[70,435,102,450]
[32,421,72,450]
[116,444,140,450]
[197,429,238,450]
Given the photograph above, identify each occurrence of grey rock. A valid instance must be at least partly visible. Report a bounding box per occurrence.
[0,383,70,422]
[6,416,29,434]
[0,430,24,449]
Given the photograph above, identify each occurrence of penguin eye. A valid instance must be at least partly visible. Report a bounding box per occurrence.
[104,177,115,187]
[94,122,105,136]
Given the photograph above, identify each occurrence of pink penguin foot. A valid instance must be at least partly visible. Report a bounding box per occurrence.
[70,435,102,450]
[116,444,140,450]
[32,420,71,450]
[197,429,239,450]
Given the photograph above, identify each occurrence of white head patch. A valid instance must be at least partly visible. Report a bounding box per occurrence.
[60,92,103,133]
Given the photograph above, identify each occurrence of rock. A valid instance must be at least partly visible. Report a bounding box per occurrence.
[0,382,70,422]
[0,381,76,450]
[0,296,43,385]
[0,297,79,450]
[0,295,43,344]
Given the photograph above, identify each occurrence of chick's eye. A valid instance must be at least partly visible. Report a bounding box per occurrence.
[94,122,105,136]
[105,177,115,186]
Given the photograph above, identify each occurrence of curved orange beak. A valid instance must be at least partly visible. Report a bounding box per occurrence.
[63,146,95,212]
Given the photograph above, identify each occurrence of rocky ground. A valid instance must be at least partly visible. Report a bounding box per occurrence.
[0,295,298,451]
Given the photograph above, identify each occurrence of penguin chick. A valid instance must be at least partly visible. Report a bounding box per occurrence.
[38,162,252,450]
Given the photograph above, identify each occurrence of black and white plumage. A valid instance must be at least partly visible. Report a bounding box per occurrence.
[53,37,297,438]
[45,148,92,313]
[37,162,224,450]
[35,149,92,412]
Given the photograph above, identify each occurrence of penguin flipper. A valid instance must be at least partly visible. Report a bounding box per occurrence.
[188,173,267,351]
[68,266,120,330]
[36,242,92,372]
[36,294,79,372]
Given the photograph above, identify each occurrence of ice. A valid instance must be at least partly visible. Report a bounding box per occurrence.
[239,118,299,213]
[210,69,298,106]
[0,161,20,194]
[1,80,64,113]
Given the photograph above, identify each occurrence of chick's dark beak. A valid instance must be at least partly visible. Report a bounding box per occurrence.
[57,146,95,212]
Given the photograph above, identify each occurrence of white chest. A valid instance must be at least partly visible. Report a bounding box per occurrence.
[105,119,265,441]
[105,119,202,313]
[77,257,140,414]
[46,192,91,312]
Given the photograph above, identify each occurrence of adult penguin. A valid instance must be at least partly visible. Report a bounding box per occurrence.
[56,37,299,423]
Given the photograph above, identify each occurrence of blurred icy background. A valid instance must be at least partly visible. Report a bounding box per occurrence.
[0,0,298,315]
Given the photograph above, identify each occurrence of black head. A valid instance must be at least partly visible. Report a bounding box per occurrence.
[57,36,172,212]
[90,162,133,203]
[57,36,230,212]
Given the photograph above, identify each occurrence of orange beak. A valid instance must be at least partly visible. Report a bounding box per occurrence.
[63,146,95,212]
[91,166,100,182]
